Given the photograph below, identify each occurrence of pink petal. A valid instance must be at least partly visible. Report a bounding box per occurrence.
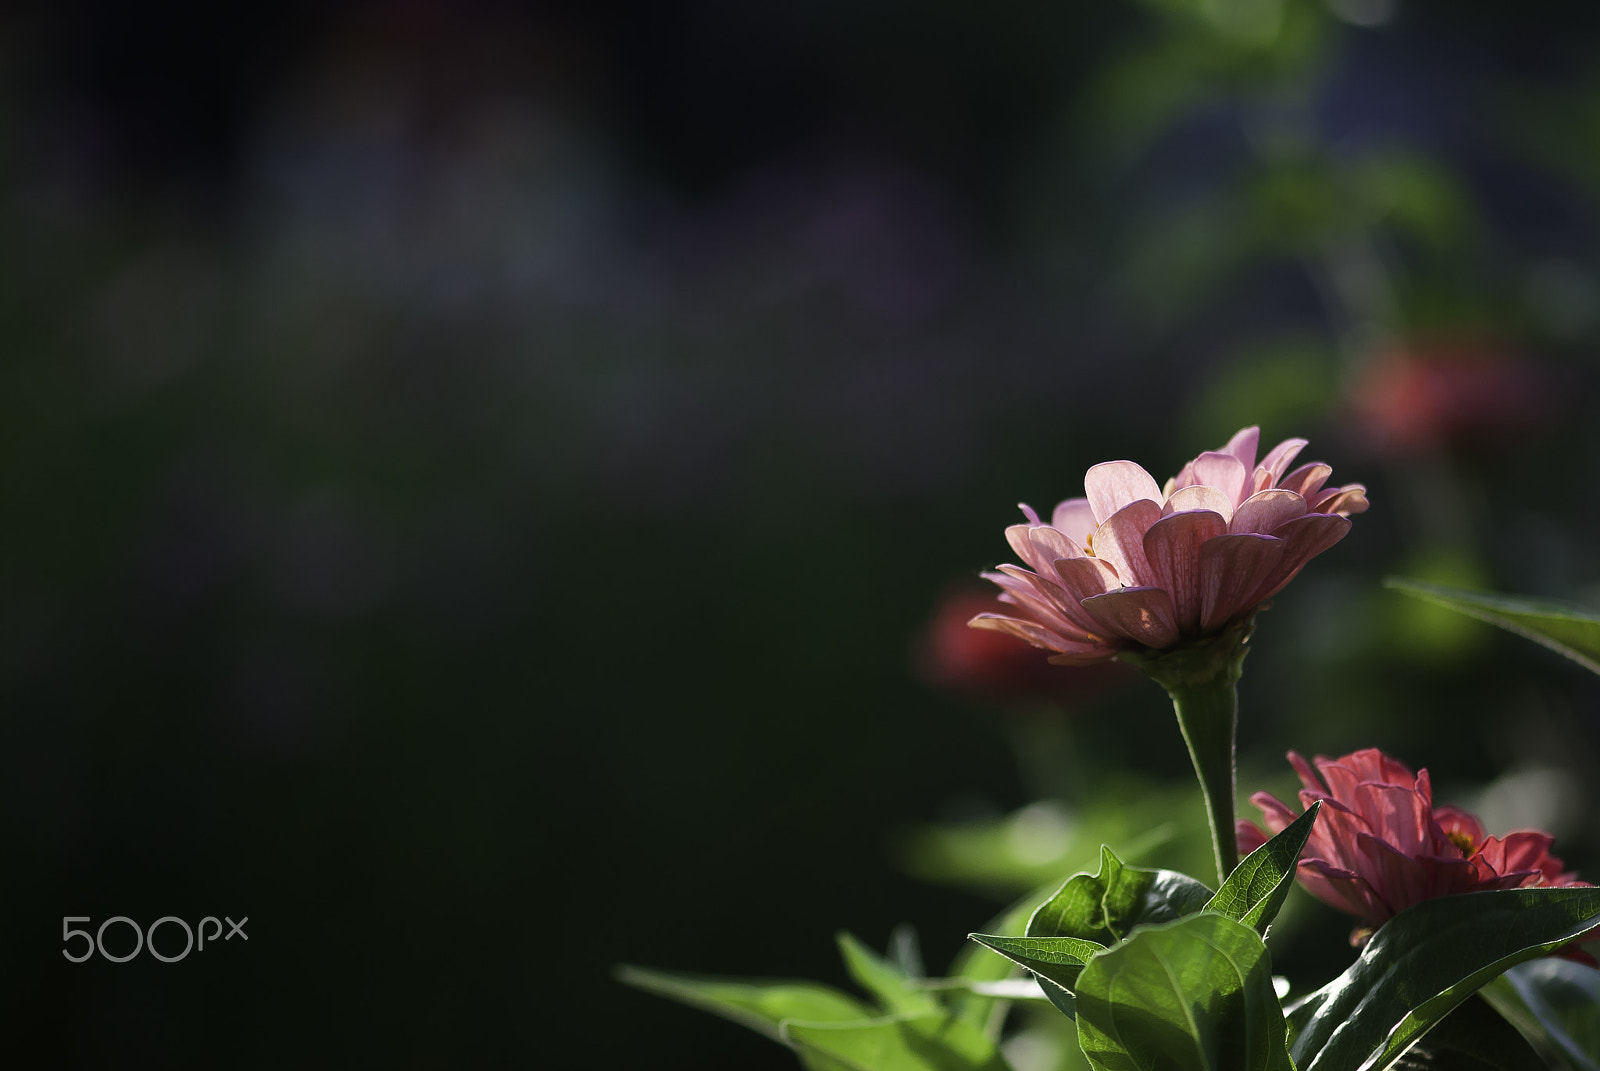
[1090,499,1162,588]
[969,613,1076,651]
[1220,426,1260,471]
[1247,791,1303,836]
[1018,503,1043,525]
[1251,513,1352,603]
[1142,509,1228,633]
[1197,533,1287,631]
[1167,459,1199,494]
[1297,857,1389,923]
[1229,489,1309,535]
[1237,820,1270,855]
[1029,524,1085,563]
[1190,451,1250,506]
[1081,586,1180,648]
[995,564,1102,637]
[1432,806,1484,853]
[1164,484,1234,521]
[1053,555,1120,602]
[1310,484,1370,516]
[989,566,1094,641]
[1084,461,1162,525]
[1253,437,1309,493]
[1278,462,1332,501]
[1051,498,1097,546]
[1051,556,1122,635]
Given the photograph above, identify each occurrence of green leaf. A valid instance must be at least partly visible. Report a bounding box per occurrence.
[617,965,873,1041]
[1288,886,1600,1071]
[1205,801,1320,934]
[1027,845,1214,945]
[1389,995,1553,1070]
[1482,958,1600,1071]
[782,1012,1014,1071]
[948,886,1056,1031]
[1385,579,1600,676]
[1074,912,1293,1071]
[837,932,941,1016]
[966,933,1106,1019]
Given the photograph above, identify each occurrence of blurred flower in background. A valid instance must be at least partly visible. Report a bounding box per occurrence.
[1347,339,1553,455]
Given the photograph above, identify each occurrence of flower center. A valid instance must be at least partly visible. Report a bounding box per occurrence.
[1446,829,1477,855]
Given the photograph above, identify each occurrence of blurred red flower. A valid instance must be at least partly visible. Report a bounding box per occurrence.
[1349,341,1550,453]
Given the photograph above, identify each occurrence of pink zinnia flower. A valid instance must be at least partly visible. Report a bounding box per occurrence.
[970,427,1368,664]
[1239,748,1590,944]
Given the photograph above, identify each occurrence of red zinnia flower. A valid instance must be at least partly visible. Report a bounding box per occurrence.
[1239,748,1589,945]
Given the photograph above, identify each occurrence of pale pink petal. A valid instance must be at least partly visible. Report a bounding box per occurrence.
[1229,489,1309,535]
[1084,461,1162,525]
[1197,533,1287,631]
[1053,555,1120,600]
[1220,426,1261,471]
[969,613,1076,652]
[1278,462,1332,501]
[1167,459,1199,494]
[1252,437,1309,493]
[1018,503,1044,525]
[1288,751,1325,794]
[1189,451,1250,506]
[1090,499,1163,588]
[1142,509,1228,633]
[1247,791,1302,836]
[1028,525,1084,564]
[1051,498,1097,546]
[1251,514,1352,603]
[1004,524,1045,570]
[988,566,1094,641]
[1310,484,1370,516]
[1164,484,1234,521]
[1081,586,1180,648]
[1051,556,1122,634]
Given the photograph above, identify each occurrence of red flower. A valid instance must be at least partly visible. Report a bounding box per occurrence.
[1239,748,1589,945]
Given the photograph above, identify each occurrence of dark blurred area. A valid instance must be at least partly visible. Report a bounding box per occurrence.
[6,1,1600,1067]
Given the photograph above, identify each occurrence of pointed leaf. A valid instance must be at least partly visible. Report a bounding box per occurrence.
[948,888,1055,1030]
[967,932,1106,1019]
[1385,579,1600,676]
[782,1012,1013,1071]
[838,931,941,1016]
[1204,801,1321,934]
[1074,912,1293,1071]
[1288,886,1600,1071]
[617,965,872,1041]
[1482,958,1600,1071]
[1027,845,1213,944]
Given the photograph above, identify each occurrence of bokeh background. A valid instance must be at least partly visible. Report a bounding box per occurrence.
[6,1,1600,1067]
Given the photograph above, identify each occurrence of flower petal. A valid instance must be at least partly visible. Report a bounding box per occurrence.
[1084,461,1162,525]
[969,613,1076,652]
[1229,489,1308,535]
[1190,451,1250,506]
[1080,586,1180,648]
[1252,513,1352,603]
[1197,533,1288,631]
[1051,498,1097,547]
[1142,509,1228,633]
[1164,484,1234,521]
[1278,462,1332,501]
[1310,484,1370,516]
[1090,499,1162,588]
[1220,426,1261,471]
[1253,437,1309,493]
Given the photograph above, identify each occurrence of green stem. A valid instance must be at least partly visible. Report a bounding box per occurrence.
[1119,617,1253,887]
